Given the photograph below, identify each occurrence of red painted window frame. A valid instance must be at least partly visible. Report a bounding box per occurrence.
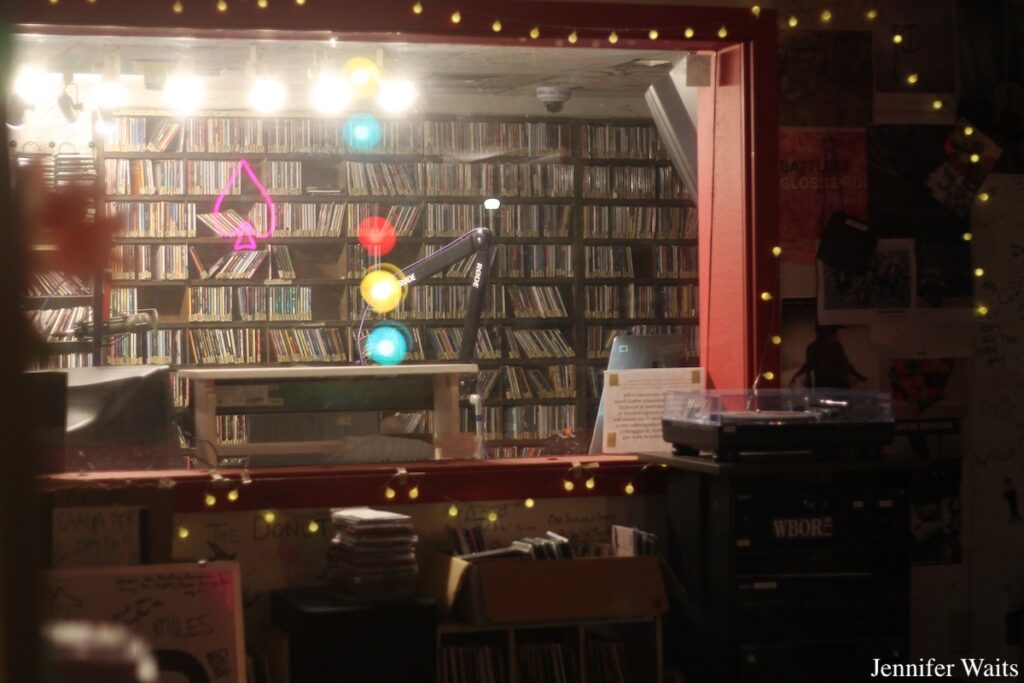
[15,0,779,503]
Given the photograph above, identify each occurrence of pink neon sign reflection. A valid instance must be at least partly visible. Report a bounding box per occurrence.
[212,159,276,251]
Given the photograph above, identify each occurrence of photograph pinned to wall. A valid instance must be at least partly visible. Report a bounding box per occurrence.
[779,128,868,264]
[926,119,1002,217]
[817,238,916,324]
[914,238,975,316]
[872,0,956,124]
[778,31,872,127]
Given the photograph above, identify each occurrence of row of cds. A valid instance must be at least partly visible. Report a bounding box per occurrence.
[504,328,575,359]
[107,117,580,156]
[340,162,578,198]
[581,166,687,199]
[27,272,90,297]
[28,306,91,340]
[268,327,346,363]
[424,327,501,360]
[504,365,576,400]
[103,160,304,195]
[503,404,576,440]
[583,284,698,320]
[584,246,634,278]
[112,245,189,281]
[498,244,573,278]
[107,200,694,242]
[579,122,669,160]
[582,206,696,239]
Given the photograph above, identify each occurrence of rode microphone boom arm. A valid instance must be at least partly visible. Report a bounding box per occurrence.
[358,227,495,363]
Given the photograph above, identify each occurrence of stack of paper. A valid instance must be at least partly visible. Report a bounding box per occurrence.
[329,507,418,602]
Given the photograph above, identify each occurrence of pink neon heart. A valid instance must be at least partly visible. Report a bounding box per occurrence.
[211,159,277,252]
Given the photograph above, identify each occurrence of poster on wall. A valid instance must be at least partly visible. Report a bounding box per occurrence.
[779,128,869,264]
[817,238,916,324]
[779,31,873,127]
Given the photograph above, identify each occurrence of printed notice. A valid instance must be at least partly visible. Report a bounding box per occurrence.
[51,506,142,568]
[603,367,704,454]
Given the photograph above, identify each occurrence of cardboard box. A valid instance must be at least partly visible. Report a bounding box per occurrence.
[419,553,668,624]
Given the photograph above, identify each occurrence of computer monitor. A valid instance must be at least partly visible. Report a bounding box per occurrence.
[63,366,181,471]
[589,334,694,454]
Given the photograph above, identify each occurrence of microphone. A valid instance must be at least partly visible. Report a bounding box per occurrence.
[59,311,157,339]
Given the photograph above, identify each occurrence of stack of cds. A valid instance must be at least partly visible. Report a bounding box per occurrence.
[329,507,418,602]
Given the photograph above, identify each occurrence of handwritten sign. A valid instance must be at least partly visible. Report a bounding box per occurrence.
[51,506,143,568]
[602,367,704,454]
[45,562,245,683]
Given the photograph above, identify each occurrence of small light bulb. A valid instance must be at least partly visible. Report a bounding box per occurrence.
[448,504,459,517]
[762,371,775,381]
[568,30,578,44]
[964,126,975,136]
[717,26,728,38]
[932,99,943,110]
[563,480,575,492]
[771,246,782,257]
[684,27,695,38]
[450,10,460,23]
[648,29,659,40]
[585,477,596,490]
[385,486,396,499]
[487,511,498,523]
[751,5,761,17]
[177,526,190,539]
[866,8,878,20]
[408,485,420,500]
[820,9,832,22]
[412,1,422,13]
[892,33,903,44]
[787,15,798,28]
[624,482,635,495]
[962,232,973,242]
[227,489,239,502]
[906,73,918,85]
[974,267,985,277]
[608,31,618,44]
[257,0,267,7]
[760,291,773,301]
[307,520,319,533]
[771,335,782,345]
[263,511,276,524]
[977,305,989,317]
[970,153,980,163]
[524,498,535,509]
[49,0,59,4]
[978,192,990,202]
[172,0,183,12]
[204,493,216,507]
[492,19,502,32]
[216,0,227,11]
[530,26,541,39]
[295,0,305,5]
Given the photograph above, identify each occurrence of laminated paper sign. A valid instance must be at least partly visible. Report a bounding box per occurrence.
[603,367,704,454]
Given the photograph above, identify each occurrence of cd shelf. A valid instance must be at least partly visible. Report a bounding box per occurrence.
[86,113,700,449]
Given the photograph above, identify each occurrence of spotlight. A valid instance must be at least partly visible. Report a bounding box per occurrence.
[162,74,205,114]
[95,53,127,110]
[249,77,287,113]
[13,66,48,107]
[6,94,32,128]
[311,72,353,114]
[342,57,380,97]
[95,108,117,138]
[377,79,417,114]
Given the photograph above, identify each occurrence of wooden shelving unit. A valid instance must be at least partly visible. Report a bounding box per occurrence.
[92,113,698,454]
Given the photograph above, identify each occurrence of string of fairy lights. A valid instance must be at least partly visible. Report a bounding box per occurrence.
[46,0,996,530]
[175,461,666,541]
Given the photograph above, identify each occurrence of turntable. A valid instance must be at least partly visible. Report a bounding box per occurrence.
[662,389,894,462]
